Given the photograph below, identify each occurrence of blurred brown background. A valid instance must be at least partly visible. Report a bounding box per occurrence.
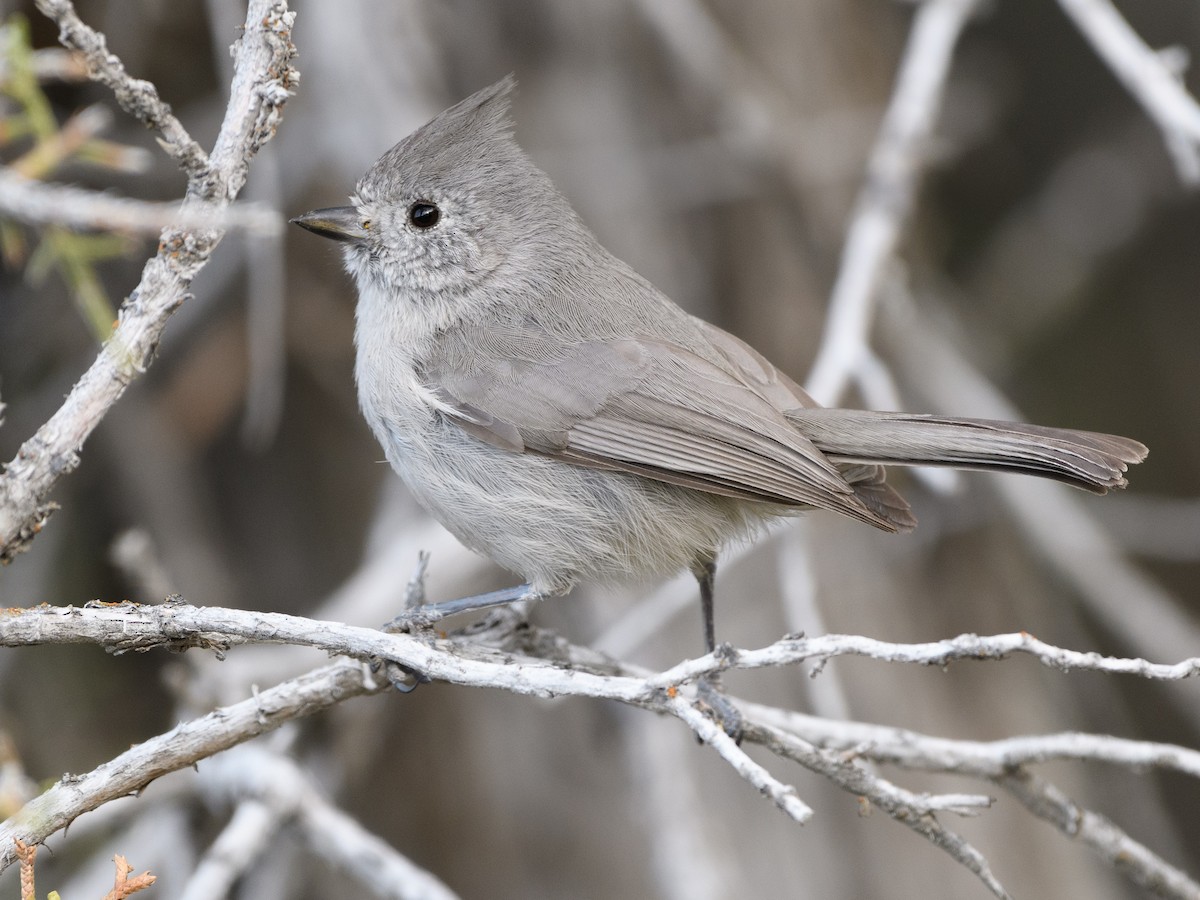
[1,0,1198,897]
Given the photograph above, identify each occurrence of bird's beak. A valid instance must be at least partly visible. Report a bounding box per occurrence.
[290,206,364,243]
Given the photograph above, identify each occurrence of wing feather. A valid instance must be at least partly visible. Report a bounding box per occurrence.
[423,326,899,529]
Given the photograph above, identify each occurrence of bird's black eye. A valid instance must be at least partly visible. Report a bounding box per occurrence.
[408,201,440,229]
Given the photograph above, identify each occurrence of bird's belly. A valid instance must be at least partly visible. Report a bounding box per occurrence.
[376,414,766,594]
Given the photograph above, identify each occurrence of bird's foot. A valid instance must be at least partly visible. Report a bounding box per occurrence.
[379,660,432,693]
[382,583,539,633]
[377,583,540,693]
[696,673,743,743]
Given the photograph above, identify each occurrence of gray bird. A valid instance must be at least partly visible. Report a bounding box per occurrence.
[293,77,1146,654]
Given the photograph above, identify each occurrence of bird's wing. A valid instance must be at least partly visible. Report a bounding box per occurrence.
[422,325,900,530]
[690,318,916,530]
[689,317,820,411]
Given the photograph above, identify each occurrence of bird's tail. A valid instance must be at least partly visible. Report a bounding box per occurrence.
[788,409,1147,495]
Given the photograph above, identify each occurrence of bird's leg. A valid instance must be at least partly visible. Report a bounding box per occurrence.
[380,583,541,691]
[690,554,742,741]
[695,555,718,653]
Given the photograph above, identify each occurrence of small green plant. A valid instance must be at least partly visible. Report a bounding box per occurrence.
[1,15,150,342]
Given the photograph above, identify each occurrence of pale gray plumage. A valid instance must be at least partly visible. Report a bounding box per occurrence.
[293,76,1147,639]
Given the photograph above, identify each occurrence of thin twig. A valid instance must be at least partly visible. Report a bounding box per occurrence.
[102,854,156,899]
[292,768,464,900]
[749,721,1009,899]
[650,631,1200,687]
[31,0,209,178]
[0,169,283,236]
[667,695,813,824]
[747,706,1200,781]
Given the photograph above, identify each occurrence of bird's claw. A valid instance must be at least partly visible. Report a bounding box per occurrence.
[697,674,743,743]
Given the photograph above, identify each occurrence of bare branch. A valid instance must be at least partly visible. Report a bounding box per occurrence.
[0,169,283,236]
[0,662,380,871]
[4,602,1197,685]
[651,631,1200,686]
[31,0,209,179]
[5,599,1199,894]
[665,694,813,824]
[0,0,297,562]
[0,604,815,862]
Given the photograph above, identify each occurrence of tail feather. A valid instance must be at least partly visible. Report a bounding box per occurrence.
[839,462,918,533]
[790,410,1147,495]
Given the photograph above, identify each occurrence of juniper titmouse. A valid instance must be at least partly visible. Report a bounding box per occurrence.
[293,77,1146,651]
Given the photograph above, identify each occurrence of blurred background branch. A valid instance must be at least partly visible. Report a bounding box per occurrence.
[1057,0,1200,184]
[805,0,980,406]
[0,169,282,236]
